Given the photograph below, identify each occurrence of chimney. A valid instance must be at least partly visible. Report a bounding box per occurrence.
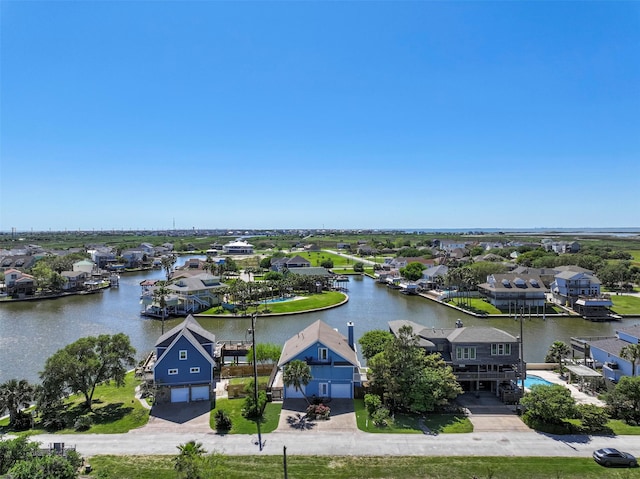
[347,322,354,350]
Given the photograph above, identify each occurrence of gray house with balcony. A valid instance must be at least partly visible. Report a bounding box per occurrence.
[389,320,524,402]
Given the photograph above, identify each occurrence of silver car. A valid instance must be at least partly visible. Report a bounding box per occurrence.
[593,448,637,467]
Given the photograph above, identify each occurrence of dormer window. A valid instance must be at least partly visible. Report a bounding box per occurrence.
[179,350,188,360]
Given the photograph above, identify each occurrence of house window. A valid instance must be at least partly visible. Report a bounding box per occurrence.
[179,350,188,360]
[190,367,200,374]
[491,344,512,356]
[318,348,328,361]
[168,368,178,375]
[456,347,476,360]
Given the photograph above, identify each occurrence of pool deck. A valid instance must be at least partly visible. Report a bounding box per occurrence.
[527,369,605,406]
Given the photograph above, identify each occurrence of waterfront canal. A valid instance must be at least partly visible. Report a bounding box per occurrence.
[0,256,634,383]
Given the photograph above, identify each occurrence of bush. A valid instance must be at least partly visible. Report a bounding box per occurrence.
[364,393,382,416]
[74,414,93,431]
[11,411,33,431]
[371,406,390,427]
[214,409,232,432]
[578,403,609,432]
[241,383,267,418]
[305,403,331,420]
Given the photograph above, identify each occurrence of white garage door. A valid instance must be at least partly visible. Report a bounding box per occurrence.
[191,386,210,401]
[171,388,189,403]
[285,385,305,399]
[330,383,352,398]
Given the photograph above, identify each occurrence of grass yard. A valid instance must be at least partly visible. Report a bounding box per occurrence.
[86,455,630,479]
[611,295,640,315]
[210,397,281,434]
[354,399,472,434]
[201,291,346,316]
[448,298,502,315]
[0,371,149,435]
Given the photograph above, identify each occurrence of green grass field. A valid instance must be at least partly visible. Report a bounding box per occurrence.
[210,397,281,434]
[611,295,640,315]
[86,455,635,479]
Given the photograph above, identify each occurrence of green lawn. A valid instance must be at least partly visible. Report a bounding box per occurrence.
[228,376,270,387]
[210,397,281,434]
[611,295,640,315]
[86,455,628,479]
[0,372,149,435]
[354,399,472,434]
[449,298,502,314]
[202,291,346,315]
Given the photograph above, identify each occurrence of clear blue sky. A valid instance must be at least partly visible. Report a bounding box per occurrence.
[1,1,639,232]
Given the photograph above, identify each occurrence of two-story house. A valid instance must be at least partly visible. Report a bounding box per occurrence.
[152,315,216,404]
[277,320,363,400]
[222,240,254,254]
[389,320,523,402]
[550,267,612,318]
[581,325,640,383]
[3,268,36,297]
[477,273,548,310]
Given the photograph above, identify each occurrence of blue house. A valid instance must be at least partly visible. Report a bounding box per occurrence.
[277,320,362,400]
[152,314,216,404]
[587,324,640,383]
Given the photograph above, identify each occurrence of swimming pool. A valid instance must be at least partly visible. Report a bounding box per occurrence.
[263,296,301,304]
[524,374,554,388]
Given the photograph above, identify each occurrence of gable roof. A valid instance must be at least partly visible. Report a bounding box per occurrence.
[278,320,358,367]
[153,315,216,370]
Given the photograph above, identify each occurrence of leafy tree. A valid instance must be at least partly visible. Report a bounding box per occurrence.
[577,403,609,432]
[544,341,571,375]
[399,262,425,281]
[241,382,267,418]
[259,256,273,269]
[396,247,423,258]
[8,453,78,479]
[263,271,284,281]
[606,375,640,424]
[621,343,640,377]
[353,262,365,273]
[0,379,34,428]
[358,329,394,361]
[283,359,312,403]
[175,440,206,479]
[246,343,282,364]
[0,436,40,475]
[30,261,55,291]
[320,258,334,269]
[368,325,461,414]
[39,333,136,411]
[520,384,577,424]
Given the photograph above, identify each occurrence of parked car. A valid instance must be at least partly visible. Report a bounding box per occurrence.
[593,448,637,467]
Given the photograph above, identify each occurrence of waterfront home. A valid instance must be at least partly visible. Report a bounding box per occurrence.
[3,268,36,297]
[277,320,363,400]
[550,268,613,318]
[271,255,311,272]
[152,315,216,403]
[477,273,548,310]
[222,240,254,254]
[580,325,640,384]
[60,271,89,291]
[421,264,449,289]
[389,320,523,402]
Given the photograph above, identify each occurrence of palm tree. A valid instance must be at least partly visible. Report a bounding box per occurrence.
[0,378,34,427]
[153,282,171,334]
[620,344,640,377]
[175,440,206,479]
[545,341,571,375]
[161,254,177,281]
[283,359,312,403]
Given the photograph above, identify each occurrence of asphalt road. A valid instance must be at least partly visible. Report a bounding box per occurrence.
[18,430,640,458]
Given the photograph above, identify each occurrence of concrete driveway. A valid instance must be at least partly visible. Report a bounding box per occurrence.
[276,399,357,432]
[131,401,212,434]
[456,392,531,432]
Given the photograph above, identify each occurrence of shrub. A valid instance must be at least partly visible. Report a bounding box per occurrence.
[371,406,390,427]
[577,403,609,432]
[306,403,331,420]
[11,411,33,431]
[241,383,267,418]
[364,393,382,417]
[214,409,232,432]
[74,414,93,431]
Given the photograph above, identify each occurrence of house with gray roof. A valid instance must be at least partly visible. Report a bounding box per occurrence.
[388,320,523,402]
[550,268,612,318]
[477,273,548,310]
[580,325,640,383]
[277,320,363,400]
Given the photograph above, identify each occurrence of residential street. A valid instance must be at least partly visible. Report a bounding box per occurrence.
[20,429,640,459]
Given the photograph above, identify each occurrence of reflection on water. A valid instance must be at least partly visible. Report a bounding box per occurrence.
[0,256,632,383]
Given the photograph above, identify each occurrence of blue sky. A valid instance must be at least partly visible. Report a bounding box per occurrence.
[1,1,639,232]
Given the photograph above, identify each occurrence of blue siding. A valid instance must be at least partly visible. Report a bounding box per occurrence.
[617,331,640,344]
[155,335,213,386]
[286,341,356,399]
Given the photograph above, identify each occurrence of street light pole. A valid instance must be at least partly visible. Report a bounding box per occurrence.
[250,312,263,451]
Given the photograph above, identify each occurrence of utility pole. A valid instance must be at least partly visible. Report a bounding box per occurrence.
[250,312,263,451]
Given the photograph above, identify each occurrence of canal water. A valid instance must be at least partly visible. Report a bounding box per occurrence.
[0,256,634,383]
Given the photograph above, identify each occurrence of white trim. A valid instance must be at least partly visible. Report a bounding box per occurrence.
[168,368,178,375]
[179,350,188,360]
[190,367,200,373]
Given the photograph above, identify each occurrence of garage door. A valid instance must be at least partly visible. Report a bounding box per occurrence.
[285,385,305,399]
[330,383,352,398]
[191,386,210,401]
[171,387,189,403]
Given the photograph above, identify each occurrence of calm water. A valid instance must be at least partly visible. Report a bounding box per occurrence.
[0,256,634,383]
